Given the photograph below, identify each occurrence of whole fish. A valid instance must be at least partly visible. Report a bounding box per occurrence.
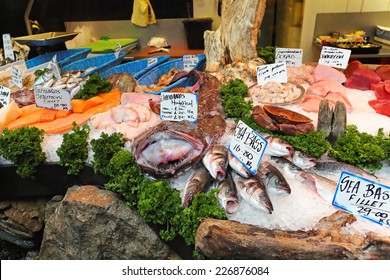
[270,156,337,203]
[292,150,317,170]
[216,173,240,215]
[312,161,378,182]
[231,172,273,214]
[202,145,229,181]
[264,135,295,157]
[182,165,212,208]
[132,121,208,179]
[257,161,291,196]
[304,171,338,204]
[228,151,252,178]
[269,156,317,195]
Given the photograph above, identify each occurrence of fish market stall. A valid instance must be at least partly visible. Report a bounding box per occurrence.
[0,0,390,260]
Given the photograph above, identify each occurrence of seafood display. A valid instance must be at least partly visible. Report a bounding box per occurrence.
[182,164,212,208]
[252,104,314,135]
[248,81,305,105]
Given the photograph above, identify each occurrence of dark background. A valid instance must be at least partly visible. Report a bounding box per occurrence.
[0,0,193,43]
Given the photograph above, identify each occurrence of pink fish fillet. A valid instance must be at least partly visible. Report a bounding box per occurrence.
[120,92,161,105]
[313,64,346,83]
[300,95,324,113]
[325,91,353,113]
[307,80,346,97]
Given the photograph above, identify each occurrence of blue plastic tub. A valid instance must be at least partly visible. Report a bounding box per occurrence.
[61,52,127,77]
[25,48,92,69]
[136,54,206,94]
[100,55,171,79]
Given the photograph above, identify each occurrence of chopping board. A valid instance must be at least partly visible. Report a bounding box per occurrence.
[80,38,138,53]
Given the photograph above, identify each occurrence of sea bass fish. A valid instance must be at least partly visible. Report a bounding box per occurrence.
[202,145,229,181]
[182,165,212,208]
[228,151,252,178]
[132,121,208,179]
[257,161,291,196]
[216,173,240,215]
[231,172,273,214]
[270,156,337,203]
[312,161,378,182]
[292,150,317,170]
[269,156,319,195]
[264,135,295,157]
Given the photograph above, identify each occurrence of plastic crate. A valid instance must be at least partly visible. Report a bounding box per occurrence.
[100,55,171,79]
[25,48,92,69]
[61,52,127,77]
[137,54,206,94]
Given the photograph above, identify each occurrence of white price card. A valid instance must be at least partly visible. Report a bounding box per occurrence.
[318,46,351,69]
[160,92,198,122]
[2,33,15,61]
[34,87,72,111]
[114,43,121,59]
[147,57,158,67]
[48,55,61,80]
[183,55,199,71]
[275,48,303,67]
[0,85,11,107]
[256,62,288,86]
[333,172,390,227]
[11,65,23,89]
[229,120,268,175]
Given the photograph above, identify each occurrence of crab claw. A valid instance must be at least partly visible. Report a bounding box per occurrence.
[252,105,279,132]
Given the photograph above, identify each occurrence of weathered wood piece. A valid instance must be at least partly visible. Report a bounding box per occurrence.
[317,100,347,144]
[330,101,347,143]
[195,211,390,259]
[204,0,267,72]
[317,99,332,139]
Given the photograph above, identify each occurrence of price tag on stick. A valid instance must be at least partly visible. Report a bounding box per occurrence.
[114,43,121,59]
[183,55,199,71]
[333,172,390,227]
[2,33,15,61]
[229,120,268,175]
[11,65,23,89]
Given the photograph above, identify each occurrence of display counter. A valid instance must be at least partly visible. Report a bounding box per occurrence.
[130,45,204,60]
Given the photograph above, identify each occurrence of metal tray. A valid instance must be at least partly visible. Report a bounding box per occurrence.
[327,41,382,54]
[13,32,79,47]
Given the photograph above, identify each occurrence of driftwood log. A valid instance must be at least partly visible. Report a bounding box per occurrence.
[204,0,267,72]
[195,211,390,259]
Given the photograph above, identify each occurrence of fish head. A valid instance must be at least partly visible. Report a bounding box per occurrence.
[132,121,208,179]
[257,192,274,214]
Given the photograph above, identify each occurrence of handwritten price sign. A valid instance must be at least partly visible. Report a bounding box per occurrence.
[275,48,303,67]
[256,62,287,86]
[34,87,72,111]
[160,92,198,122]
[0,85,11,107]
[229,121,267,175]
[183,55,199,71]
[333,172,390,227]
[318,46,351,69]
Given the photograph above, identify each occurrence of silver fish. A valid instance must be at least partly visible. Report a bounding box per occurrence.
[202,145,229,181]
[312,161,378,182]
[292,150,317,170]
[216,173,239,215]
[269,156,308,184]
[182,165,212,208]
[264,135,295,157]
[304,171,338,204]
[257,161,291,196]
[231,172,273,214]
[228,151,251,178]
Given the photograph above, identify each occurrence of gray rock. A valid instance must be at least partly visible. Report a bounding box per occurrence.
[39,185,179,260]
